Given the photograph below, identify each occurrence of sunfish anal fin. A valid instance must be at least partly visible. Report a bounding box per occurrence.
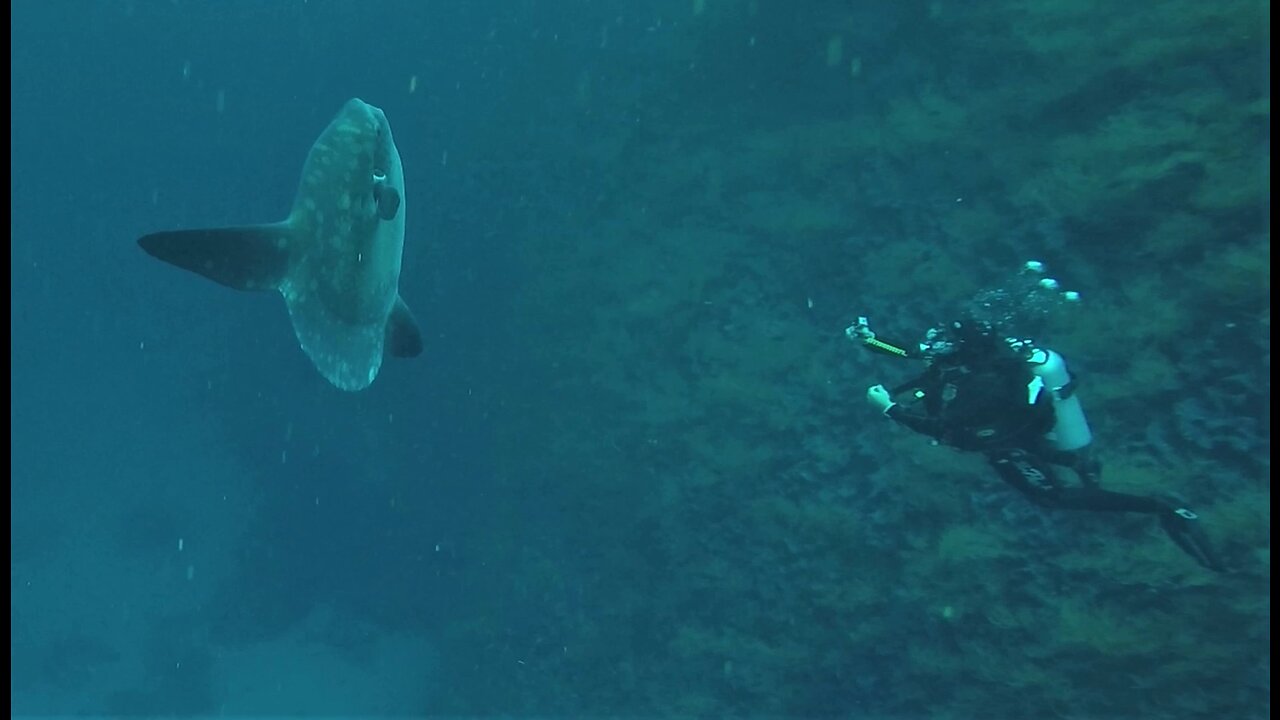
[386,295,423,358]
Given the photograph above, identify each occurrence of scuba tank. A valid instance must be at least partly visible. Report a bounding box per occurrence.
[1025,346,1092,451]
[1013,263,1091,451]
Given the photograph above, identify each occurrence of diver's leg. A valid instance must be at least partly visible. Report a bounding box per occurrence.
[1068,446,1102,488]
[988,449,1224,571]
[988,448,1134,508]
[1038,444,1102,488]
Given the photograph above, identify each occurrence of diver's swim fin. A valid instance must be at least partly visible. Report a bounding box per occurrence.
[1159,505,1225,572]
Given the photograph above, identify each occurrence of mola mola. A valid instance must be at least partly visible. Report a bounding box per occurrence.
[139,98,422,391]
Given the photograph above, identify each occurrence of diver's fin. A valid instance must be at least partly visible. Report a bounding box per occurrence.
[138,223,292,292]
[1159,504,1225,572]
[386,295,423,358]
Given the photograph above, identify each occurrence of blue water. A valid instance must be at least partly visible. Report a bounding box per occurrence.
[11,1,1270,717]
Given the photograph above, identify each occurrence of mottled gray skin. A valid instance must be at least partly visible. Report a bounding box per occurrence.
[280,98,410,390]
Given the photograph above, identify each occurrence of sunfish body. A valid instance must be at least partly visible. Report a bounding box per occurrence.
[139,98,422,391]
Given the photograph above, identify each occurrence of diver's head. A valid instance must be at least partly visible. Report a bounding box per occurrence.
[921,316,1017,366]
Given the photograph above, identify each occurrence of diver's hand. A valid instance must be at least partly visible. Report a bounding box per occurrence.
[867,384,895,414]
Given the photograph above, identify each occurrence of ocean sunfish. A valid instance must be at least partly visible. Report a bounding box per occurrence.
[139,98,422,391]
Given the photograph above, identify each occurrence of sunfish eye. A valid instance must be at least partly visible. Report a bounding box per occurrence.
[372,170,387,183]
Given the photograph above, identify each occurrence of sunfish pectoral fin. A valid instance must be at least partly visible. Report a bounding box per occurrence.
[386,295,423,358]
[137,223,292,292]
[374,183,401,221]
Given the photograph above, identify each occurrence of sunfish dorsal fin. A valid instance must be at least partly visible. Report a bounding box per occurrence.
[138,223,292,292]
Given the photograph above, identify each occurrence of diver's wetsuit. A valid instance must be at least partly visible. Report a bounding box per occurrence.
[880,347,1224,572]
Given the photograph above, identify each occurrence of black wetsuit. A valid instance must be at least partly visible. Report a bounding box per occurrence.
[881,350,1223,571]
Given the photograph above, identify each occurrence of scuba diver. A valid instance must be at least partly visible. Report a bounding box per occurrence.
[849,262,1223,572]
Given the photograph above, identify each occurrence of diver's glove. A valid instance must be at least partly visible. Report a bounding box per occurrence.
[867,384,896,414]
[847,316,875,342]
[1156,499,1226,572]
